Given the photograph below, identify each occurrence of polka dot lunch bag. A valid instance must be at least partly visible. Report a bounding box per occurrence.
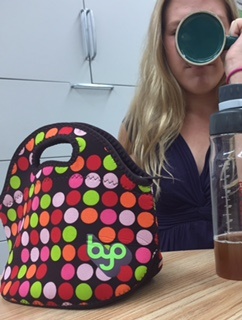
[0,122,163,309]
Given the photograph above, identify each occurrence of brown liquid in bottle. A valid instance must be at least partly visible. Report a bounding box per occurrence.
[214,232,242,280]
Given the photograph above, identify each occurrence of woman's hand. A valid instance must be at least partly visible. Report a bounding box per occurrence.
[224,18,242,83]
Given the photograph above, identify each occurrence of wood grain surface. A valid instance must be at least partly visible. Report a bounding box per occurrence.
[1,250,242,320]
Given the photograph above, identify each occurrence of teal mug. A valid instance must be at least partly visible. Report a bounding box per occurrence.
[175,11,237,66]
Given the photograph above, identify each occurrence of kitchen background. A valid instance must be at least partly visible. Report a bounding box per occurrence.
[0,0,241,273]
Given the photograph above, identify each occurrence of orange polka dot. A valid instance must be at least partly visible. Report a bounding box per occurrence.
[2,281,12,295]
[46,127,58,139]
[26,264,37,279]
[11,223,18,237]
[81,208,98,224]
[115,284,131,297]
[99,227,116,243]
[23,215,30,229]
[11,163,18,175]
[39,211,50,227]
[34,180,41,195]
[26,138,35,152]
[120,192,137,208]
[137,212,154,228]
[62,244,76,262]
[70,156,85,172]
[23,201,28,213]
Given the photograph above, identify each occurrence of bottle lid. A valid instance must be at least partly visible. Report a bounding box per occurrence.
[210,84,242,135]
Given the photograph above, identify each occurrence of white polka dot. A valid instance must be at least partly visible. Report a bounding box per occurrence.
[43,282,57,300]
[4,266,11,280]
[21,231,30,246]
[96,268,111,281]
[77,264,94,281]
[119,210,135,226]
[136,230,153,246]
[40,228,50,244]
[30,247,40,262]
[64,208,79,224]
[52,192,65,208]
[4,226,11,239]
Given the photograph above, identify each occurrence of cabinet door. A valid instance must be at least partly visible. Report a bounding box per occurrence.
[0,0,90,83]
[85,0,156,86]
[0,80,134,160]
[0,241,8,274]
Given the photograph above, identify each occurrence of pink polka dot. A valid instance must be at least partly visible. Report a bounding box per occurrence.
[21,248,30,263]
[100,209,117,225]
[61,264,75,280]
[30,173,35,183]
[69,174,83,189]
[43,166,54,176]
[32,196,40,211]
[19,281,30,298]
[40,246,50,262]
[135,248,152,264]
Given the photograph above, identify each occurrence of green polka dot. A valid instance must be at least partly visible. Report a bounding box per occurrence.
[103,155,117,171]
[135,266,148,281]
[29,184,35,198]
[7,240,12,251]
[10,176,21,189]
[40,194,51,209]
[76,137,87,153]
[35,132,45,145]
[75,283,93,301]
[51,245,62,261]
[30,212,39,228]
[7,208,17,222]
[63,226,77,243]
[20,299,30,305]
[8,251,13,264]
[55,166,68,174]
[30,281,42,299]
[18,265,27,279]
[83,190,100,206]
[138,185,151,193]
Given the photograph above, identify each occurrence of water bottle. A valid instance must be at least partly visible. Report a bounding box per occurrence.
[210,84,242,280]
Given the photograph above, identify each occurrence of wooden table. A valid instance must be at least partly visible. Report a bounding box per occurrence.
[1,249,242,319]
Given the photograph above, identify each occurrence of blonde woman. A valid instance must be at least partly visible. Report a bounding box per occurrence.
[118,0,242,251]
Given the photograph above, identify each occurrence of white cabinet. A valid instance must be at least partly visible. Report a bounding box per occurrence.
[0,0,156,86]
[0,79,135,160]
[0,240,8,274]
[0,0,90,83]
[84,0,156,86]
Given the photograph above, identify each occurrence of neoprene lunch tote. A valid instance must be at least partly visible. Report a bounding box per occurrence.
[0,122,162,309]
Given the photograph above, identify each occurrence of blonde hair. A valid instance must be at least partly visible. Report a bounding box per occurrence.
[124,0,239,195]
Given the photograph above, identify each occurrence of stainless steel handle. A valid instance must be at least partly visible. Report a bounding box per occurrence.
[80,9,89,60]
[86,9,97,60]
[71,83,114,90]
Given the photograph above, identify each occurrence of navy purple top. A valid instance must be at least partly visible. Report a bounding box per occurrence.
[156,134,214,251]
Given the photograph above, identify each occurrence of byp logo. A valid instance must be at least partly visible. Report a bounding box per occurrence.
[87,234,132,277]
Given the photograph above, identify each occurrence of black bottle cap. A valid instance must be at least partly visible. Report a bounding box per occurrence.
[210,84,242,135]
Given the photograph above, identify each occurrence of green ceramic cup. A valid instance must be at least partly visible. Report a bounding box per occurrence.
[175,11,237,66]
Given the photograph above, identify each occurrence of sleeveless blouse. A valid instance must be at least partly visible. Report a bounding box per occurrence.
[156,134,214,251]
